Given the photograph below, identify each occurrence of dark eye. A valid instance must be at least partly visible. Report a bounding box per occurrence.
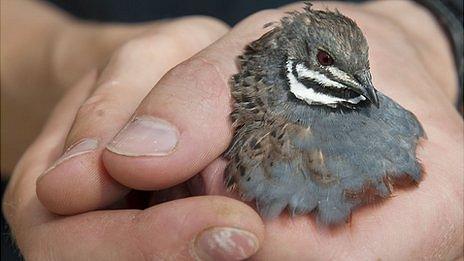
[317,50,334,66]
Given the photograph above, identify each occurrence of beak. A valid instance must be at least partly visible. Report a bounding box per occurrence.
[354,70,379,108]
[361,83,379,108]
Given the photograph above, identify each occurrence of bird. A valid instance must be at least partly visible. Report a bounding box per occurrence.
[224,3,425,225]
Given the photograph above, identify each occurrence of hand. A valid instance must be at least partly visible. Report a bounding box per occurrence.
[5,1,463,260]
[3,16,267,260]
[1,0,208,174]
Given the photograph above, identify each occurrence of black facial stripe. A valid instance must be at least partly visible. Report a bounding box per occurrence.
[290,61,299,78]
[297,77,360,99]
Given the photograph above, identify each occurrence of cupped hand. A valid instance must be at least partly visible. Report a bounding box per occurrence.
[5,1,463,260]
[3,17,266,260]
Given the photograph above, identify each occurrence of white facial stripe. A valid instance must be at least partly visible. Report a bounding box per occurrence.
[286,61,365,106]
[327,66,361,87]
[295,64,345,89]
[287,61,344,105]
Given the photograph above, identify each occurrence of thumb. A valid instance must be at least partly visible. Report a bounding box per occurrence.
[103,10,285,190]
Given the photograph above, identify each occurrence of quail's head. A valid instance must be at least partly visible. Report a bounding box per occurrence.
[282,9,379,109]
[226,4,425,225]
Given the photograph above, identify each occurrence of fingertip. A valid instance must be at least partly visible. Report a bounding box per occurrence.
[194,226,260,260]
[102,150,176,190]
[187,197,265,260]
[102,139,207,190]
[140,196,265,260]
[36,153,129,215]
[101,115,184,190]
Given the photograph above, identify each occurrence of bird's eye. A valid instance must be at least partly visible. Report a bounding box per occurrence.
[317,50,334,66]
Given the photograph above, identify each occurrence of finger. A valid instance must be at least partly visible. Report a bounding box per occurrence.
[36,17,229,215]
[103,9,289,190]
[24,197,265,261]
[3,70,97,230]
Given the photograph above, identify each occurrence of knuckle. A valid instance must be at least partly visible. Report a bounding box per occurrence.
[115,37,152,58]
[116,32,186,60]
[77,93,114,120]
[153,18,227,54]
[174,15,229,32]
[69,91,130,141]
[176,15,221,26]
[149,33,184,51]
[248,9,285,23]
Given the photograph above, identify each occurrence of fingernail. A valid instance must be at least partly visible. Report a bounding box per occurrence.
[193,227,259,261]
[44,138,98,174]
[106,115,179,156]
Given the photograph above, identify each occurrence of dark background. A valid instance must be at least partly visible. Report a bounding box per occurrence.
[44,0,326,25]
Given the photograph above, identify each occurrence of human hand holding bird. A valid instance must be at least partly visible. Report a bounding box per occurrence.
[4,1,462,260]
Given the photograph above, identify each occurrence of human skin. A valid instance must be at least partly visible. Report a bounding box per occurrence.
[1,0,171,174]
[2,2,265,260]
[3,1,464,260]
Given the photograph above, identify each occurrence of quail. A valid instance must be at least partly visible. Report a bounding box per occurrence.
[224,3,425,225]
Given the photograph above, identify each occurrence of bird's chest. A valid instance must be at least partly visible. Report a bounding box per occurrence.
[289,108,384,153]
